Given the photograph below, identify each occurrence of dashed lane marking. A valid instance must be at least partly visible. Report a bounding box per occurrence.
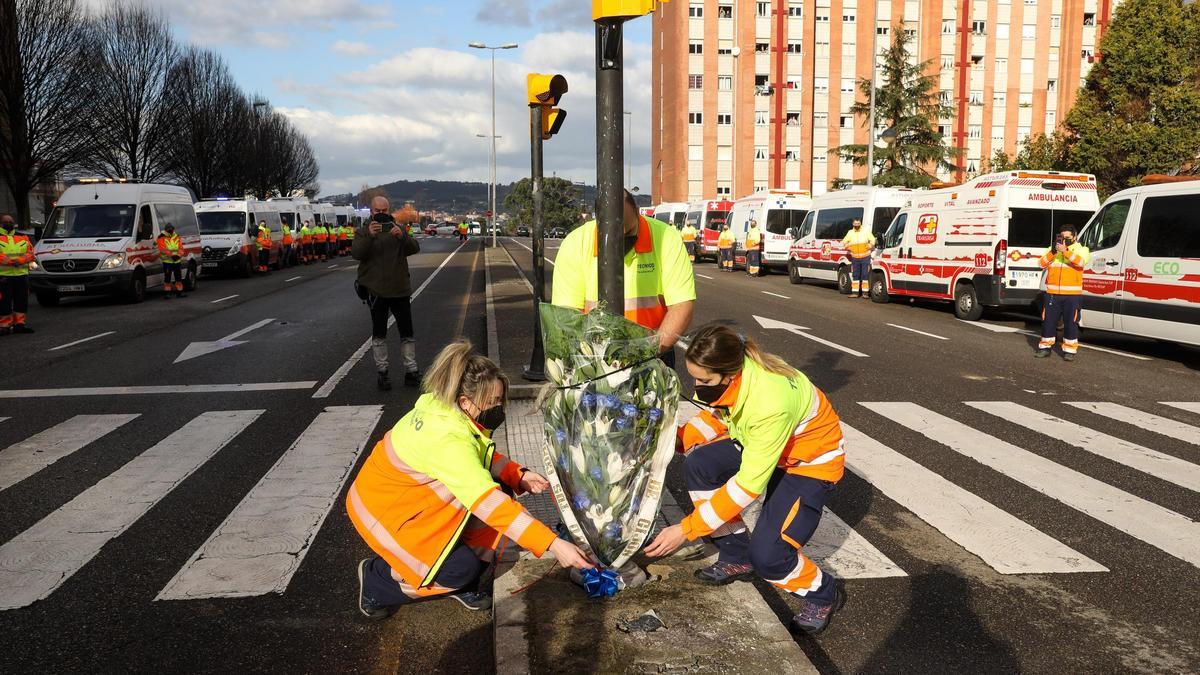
[210,294,238,304]
[886,323,948,340]
[48,331,116,351]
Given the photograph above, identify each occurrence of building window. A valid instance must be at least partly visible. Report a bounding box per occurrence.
[1024,0,1036,5]
[840,115,853,129]
[942,19,954,35]
[1051,16,1061,29]
[787,41,802,53]
[969,125,982,139]
[1018,125,1031,141]
[689,112,703,124]
[1021,58,1034,74]
[717,113,732,125]
[754,146,768,160]
[757,2,770,17]
[718,75,732,90]
[997,24,1010,39]
[755,42,770,54]
[1019,92,1033,106]
[841,78,855,93]
[937,124,950,136]
[689,145,703,160]
[788,2,802,17]
[971,55,984,68]
[995,57,1007,71]
[1047,79,1058,92]
[813,151,826,161]
[718,46,732,55]
[994,91,1006,105]
[941,56,954,70]
[969,90,983,104]
[1082,48,1094,60]
[992,127,1005,142]
[1022,24,1036,39]
[786,112,801,125]
[689,74,704,89]
[814,112,828,126]
[717,185,731,197]
[755,74,770,87]
[755,111,768,125]
[843,12,856,22]
[718,5,732,19]
[787,76,802,89]
[785,149,801,161]
[689,42,703,54]
[940,90,952,104]
[1083,12,1095,25]
[876,25,890,36]
[815,13,829,22]
[814,77,829,92]
[972,20,986,35]
[689,3,703,18]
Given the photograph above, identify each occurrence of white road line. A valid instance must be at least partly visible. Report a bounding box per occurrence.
[48,331,116,351]
[1163,402,1200,416]
[968,402,1200,492]
[696,273,714,279]
[0,411,263,610]
[0,382,317,399]
[157,405,383,600]
[841,423,1103,574]
[285,276,302,282]
[1066,402,1200,445]
[865,402,1200,568]
[960,321,1151,360]
[959,320,1022,333]
[511,238,555,266]
[328,264,338,269]
[313,242,466,399]
[483,246,500,363]
[0,415,140,493]
[807,508,907,579]
[886,323,948,340]
[789,331,870,358]
[210,294,238,304]
[761,291,790,299]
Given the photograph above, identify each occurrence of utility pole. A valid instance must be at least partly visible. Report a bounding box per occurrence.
[867,3,878,188]
[596,15,626,314]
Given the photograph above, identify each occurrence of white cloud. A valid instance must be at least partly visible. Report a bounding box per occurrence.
[475,0,532,27]
[251,32,291,50]
[332,40,372,57]
[535,0,594,31]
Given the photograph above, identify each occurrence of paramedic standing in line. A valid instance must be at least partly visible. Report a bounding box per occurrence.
[1036,226,1090,361]
[0,214,36,334]
[841,219,875,298]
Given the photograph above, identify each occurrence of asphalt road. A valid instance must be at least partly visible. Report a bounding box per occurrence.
[498,235,1200,674]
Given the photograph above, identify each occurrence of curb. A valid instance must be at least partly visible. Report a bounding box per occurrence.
[483,240,543,400]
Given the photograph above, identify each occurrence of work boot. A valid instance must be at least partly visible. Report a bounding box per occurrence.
[1034,348,1051,358]
[404,370,422,387]
[693,560,755,585]
[1063,353,1076,362]
[790,582,847,636]
[377,371,392,391]
[12,325,34,334]
[357,559,392,620]
[449,589,492,611]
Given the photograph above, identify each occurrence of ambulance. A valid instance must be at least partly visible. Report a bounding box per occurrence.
[29,180,200,305]
[787,185,913,291]
[638,206,656,218]
[313,202,337,232]
[686,199,733,261]
[651,202,690,229]
[1075,175,1200,346]
[727,190,813,272]
[195,198,281,277]
[869,171,1100,320]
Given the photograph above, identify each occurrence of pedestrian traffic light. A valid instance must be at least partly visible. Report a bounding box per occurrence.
[593,0,668,20]
[527,73,567,107]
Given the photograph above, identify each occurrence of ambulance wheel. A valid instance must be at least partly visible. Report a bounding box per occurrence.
[788,260,803,285]
[184,263,198,292]
[836,267,852,294]
[35,290,60,307]
[125,271,146,303]
[870,273,889,303]
[240,256,253,278]
[954,283,983,321]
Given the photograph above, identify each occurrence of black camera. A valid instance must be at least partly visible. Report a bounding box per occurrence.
[371,212,394,224]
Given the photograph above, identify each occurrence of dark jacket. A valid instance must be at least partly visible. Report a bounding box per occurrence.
[352,221,420,298]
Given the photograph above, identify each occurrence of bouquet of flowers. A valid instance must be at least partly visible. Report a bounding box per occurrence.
[538,303,681,569]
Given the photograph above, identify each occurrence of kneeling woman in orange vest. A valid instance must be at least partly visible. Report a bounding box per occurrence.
[347,341,594,618]
[645,324,846,635]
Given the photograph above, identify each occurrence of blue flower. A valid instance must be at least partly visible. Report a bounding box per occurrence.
[597,394,620,411]
[647,408,663,424]
[640,433,654,447]
[556,454,569,470]
[620,403,639,419]
[630,496,642,512]
[589,467,603,481]
[614,417,631,430]
[580,393,597,412]
[572,493,591,510]
[554,429,568,445]
[604,522,623,540]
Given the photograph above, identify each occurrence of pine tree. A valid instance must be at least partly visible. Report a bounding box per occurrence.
[836,26,959,187]
[1062,0,1200,192]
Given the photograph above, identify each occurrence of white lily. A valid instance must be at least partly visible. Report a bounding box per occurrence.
[606,367,633,388]
[605,452,637,482]
[545,358,565,383]
[592,418,613,436]
[609,485,629,506]
[570,444,587,473]
[586,503,614,528]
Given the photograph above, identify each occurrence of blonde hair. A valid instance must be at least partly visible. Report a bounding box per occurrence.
[686,323,797,378]
[423,340,508,408]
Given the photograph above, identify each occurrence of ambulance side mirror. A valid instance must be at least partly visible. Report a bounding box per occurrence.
[787,227,797,239]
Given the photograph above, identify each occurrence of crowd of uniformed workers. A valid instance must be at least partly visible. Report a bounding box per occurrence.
[251,219,358,274]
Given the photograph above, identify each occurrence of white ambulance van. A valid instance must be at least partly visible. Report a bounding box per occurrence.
[1075,175,1200,346]
[870,171,1100,320]
[787,186,913,291]
[30,180,200,305]
[651,202,690,229]
[727,190,813,272]
[687,199,733,261]
[313,202,336,232]
[195,198,279,277]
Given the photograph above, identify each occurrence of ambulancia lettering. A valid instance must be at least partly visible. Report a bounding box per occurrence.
[1028,193,1079,203]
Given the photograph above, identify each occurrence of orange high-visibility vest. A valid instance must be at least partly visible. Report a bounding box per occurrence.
[157,233,182,261]
[1039,243,1090,295]
[841,228,875,259]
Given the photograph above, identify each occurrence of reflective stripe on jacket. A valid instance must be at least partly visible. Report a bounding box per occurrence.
[841,229,875,259]
[746,227,763,249]
[282,225,293,245]
[0,234,35,276]
[680,225,697,242]
[1039,243,1090,295]
[717,230,734,249]
[156,233,182,261]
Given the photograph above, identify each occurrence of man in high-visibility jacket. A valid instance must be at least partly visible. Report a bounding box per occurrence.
[299,221,312,264]
[680,221,698,262]
[1036,227,1090,361]
[314,222,329,261]
[338,224,349,256]
[745,219,764,277]
[458,222,468,242]
[156,223,187,298]
[0,214,36,334]
[841,219,875,298]
[255,221,272,272]
[281,222,294,267]
[552,188,695,365]
[717,223,735,271]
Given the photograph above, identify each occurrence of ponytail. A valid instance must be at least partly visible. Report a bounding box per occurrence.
[423,340,508,408]
[685,323,797,378]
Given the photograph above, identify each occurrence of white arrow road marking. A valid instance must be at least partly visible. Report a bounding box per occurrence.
[753,315,868,357]
[174,318,275,363]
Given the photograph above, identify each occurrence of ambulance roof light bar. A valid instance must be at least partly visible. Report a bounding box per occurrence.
[1141,174,1200,185]
[77,177,136,184]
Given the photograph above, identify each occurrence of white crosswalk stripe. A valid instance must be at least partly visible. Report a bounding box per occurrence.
[967,402,1200,492]
[156,405,383,600]
[808,508,907,579]
[1066,401,1200,446]
[865,402,1200,569]
[0,414,139,493]
[1162,402,1200,416]
[841,423,1105,574]
[0,410,263,610]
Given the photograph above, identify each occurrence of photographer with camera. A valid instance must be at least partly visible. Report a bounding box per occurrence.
[1035,226,1090,361]
[353,196,422,390]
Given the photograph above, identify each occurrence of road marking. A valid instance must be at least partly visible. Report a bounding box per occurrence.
[865,402,1200,568]
[511,238,555,266]
[313,242,466,399]
[210,294,238,304]
[761,291,790,299]
[1065,402,1200,445]
[285,276,302,282]
[328,264,338,269]
[696,273,713,279]
[1163,402,1200,416]
[0,414,140,493]
[0,411,263,610]
[808,508,907,579]
[48,331,116,351]
[967,402,1200,492]
[886,323,948,340]
[754,315,869,358]
[0,382,317,399]
[960,321,1152,360]
[959,320,1022,333]
[175,318,275,363]
[157,405,383,600]
[840,423,1102,574]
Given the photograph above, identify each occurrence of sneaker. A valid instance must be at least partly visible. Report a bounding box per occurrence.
[404,371,421,387]
[1034,349,1051,358]
[357,559,392,620]
[12,325,34,334]
[693,560,755,585]
[377,371,392,391]
[1063,352,1076,362]
[790,582,847,636]
[449,589,492,611]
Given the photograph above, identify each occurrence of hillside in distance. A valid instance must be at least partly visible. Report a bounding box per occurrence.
[321,179,650,212]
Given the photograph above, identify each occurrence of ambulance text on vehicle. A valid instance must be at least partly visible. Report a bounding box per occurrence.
[787,186,912,292]
[686,199,733,261]
[870,171,1100,320]
[727,190,812,272]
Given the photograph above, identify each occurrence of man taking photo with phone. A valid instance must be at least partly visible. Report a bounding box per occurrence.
[354,196,422,390]
[1035,226,1090,361]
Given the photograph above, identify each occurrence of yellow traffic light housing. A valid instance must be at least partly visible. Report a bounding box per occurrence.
[527,73,568,107]
[541,108,566,140]
[593,0,668,20]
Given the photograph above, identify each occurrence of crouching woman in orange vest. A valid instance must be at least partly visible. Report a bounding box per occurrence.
[645,324,846,635]
[347,340,594,618]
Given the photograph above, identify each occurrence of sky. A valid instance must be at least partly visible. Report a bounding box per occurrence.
[126,0,655,198]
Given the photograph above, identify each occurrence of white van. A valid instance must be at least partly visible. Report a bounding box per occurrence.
[313,202,337,232]
[727,190,813,272]
[195,198,282,277]
[870,171,1100,319]
[651,202,690,230]
[1074,175,1200,346]
[787,186,913,291]
[686,199,734,261]
[30,181,200,305]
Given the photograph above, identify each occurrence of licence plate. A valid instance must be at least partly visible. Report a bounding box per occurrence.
[58,285,85,293]
[1010,270,1041,287]
[202,262,218,268]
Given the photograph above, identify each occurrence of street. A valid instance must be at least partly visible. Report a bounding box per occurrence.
[1,234,1198,673]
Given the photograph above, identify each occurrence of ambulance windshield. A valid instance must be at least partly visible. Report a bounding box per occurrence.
[704,210,728,230]
[44,204,135,238]
[1009,208,1096,248]
[197,211,249,234]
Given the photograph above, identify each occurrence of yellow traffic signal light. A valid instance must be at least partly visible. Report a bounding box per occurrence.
[593,0,667,20]
[527,73,567,107]
[541,108,566,140]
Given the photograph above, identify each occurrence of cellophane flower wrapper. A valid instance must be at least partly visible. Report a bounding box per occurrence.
[538,303,681,570]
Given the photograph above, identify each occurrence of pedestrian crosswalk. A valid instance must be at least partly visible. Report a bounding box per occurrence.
[0,399,1196,611]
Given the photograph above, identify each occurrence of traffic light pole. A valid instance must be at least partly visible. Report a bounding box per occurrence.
[595,18,625,316]
[523,105,547,381]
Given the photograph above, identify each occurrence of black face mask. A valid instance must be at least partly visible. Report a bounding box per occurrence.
[624,234,638,255]
[476,405,506,432]
[694,381,730,406]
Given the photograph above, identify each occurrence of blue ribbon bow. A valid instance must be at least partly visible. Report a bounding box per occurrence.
[582,567,620,598]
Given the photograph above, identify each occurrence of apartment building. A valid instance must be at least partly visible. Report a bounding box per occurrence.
[651,0,1119,201]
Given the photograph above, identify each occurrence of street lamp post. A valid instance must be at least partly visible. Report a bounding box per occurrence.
[476,133,502,231]
[867,7,878,187]
[468,41,518,246]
